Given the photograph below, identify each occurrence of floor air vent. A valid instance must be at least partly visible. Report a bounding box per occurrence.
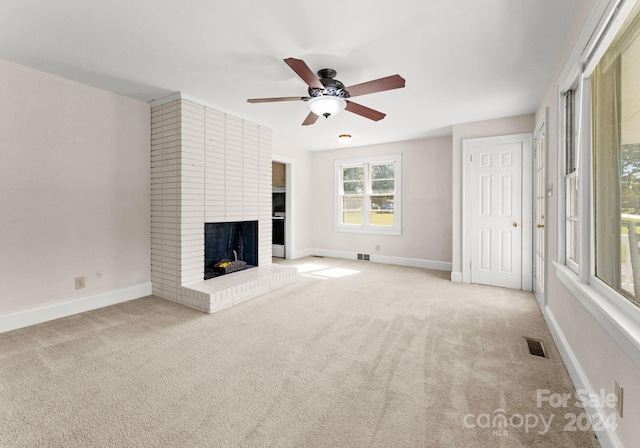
[523,337,548,358]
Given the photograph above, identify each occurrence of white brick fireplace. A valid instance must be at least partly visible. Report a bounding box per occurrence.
[150,94,297,313]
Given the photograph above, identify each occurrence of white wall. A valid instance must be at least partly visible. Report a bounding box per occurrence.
[0,59,151,316]
[310,137,452,267]
[535,0,640,446]
[450,114,535,278]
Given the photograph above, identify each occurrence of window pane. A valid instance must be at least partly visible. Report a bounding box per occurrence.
[343,166,364,181]
[566,87,580,174]
[593,3,640,305]
[371,164,395,194]
[343,180,364,194]
[370,196,394,226]
[569,219,580,264]
[371,163,394,179]
[342,166,364,182]
[567,175,580,264]
[622,144,640,215]
[371,179,394,194]
[342,196,364,225]
[569,176,579,218]
[342,166,364,194]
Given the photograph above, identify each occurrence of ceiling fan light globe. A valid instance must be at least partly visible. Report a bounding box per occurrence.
[308,96,346,118]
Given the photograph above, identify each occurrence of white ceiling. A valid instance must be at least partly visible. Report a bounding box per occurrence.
[0,0,581,151]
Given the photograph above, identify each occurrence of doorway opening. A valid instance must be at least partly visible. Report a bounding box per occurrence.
[533,112,548,308]
[272,155,294,259]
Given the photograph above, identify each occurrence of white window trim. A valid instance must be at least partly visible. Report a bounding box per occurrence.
[555,0,640,368]
[334,154,402,235]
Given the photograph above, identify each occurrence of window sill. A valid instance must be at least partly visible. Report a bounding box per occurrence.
[334,226,402,236]
[554,262,640,368]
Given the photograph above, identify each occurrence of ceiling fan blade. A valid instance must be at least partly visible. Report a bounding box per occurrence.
[284,58,324,90]
[247,96,308,103]
[302,111,319,126]
[345,101,386,121]
[345,74,406,98]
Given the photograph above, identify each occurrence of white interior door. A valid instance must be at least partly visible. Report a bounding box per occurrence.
[533,122,547,303]
[468,139,524,289]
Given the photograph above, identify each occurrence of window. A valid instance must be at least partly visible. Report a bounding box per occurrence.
[565,85,581,272]
[592,2,640,306]
[555,0,640,371]
[336,154,402,235]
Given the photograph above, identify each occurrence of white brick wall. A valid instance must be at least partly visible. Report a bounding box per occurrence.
[258,126,273,266]
[205,108,226,223]
[151,100,180,300]
[150,97,273,310]
[180,100,206,286]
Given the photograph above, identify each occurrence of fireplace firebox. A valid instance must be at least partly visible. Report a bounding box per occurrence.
[204,221,258,280]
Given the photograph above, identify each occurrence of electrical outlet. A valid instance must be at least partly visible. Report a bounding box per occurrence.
[375,245,380,251]
[615,381,624,417]
[75,276,85,290]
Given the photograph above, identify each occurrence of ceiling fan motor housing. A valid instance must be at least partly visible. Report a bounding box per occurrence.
[308,68,350,99]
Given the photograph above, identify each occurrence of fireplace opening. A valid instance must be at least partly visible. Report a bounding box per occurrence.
[204,221,258,280]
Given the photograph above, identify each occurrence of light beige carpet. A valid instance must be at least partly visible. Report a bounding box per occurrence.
[0,257,600,447]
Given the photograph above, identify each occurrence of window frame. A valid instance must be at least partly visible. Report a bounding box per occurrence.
[335,154,402,235]
[555,0,640,368]
[564,84,582,274]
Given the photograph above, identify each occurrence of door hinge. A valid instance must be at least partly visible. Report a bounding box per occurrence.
[470,154,472,162]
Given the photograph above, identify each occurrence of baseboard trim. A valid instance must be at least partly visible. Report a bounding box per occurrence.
[305,249,451,272]
[310,248,353,260]
[290,248,314,260]
[450,271,463,282]
[370,254,451,271]
[545,306,622,448]
[0,282,152,334]
[535,291,545,314]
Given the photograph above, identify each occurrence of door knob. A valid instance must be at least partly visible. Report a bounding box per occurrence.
[537,223,545,228]
[513,222,518,228]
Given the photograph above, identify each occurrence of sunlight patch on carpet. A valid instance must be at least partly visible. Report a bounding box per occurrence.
[310,268,360,278]
[294,263,329,273]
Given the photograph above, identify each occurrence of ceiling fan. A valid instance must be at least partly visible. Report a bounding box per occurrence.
[247,58,406,126]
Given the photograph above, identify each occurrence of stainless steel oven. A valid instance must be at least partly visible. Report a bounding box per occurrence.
[272,216,285,245]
